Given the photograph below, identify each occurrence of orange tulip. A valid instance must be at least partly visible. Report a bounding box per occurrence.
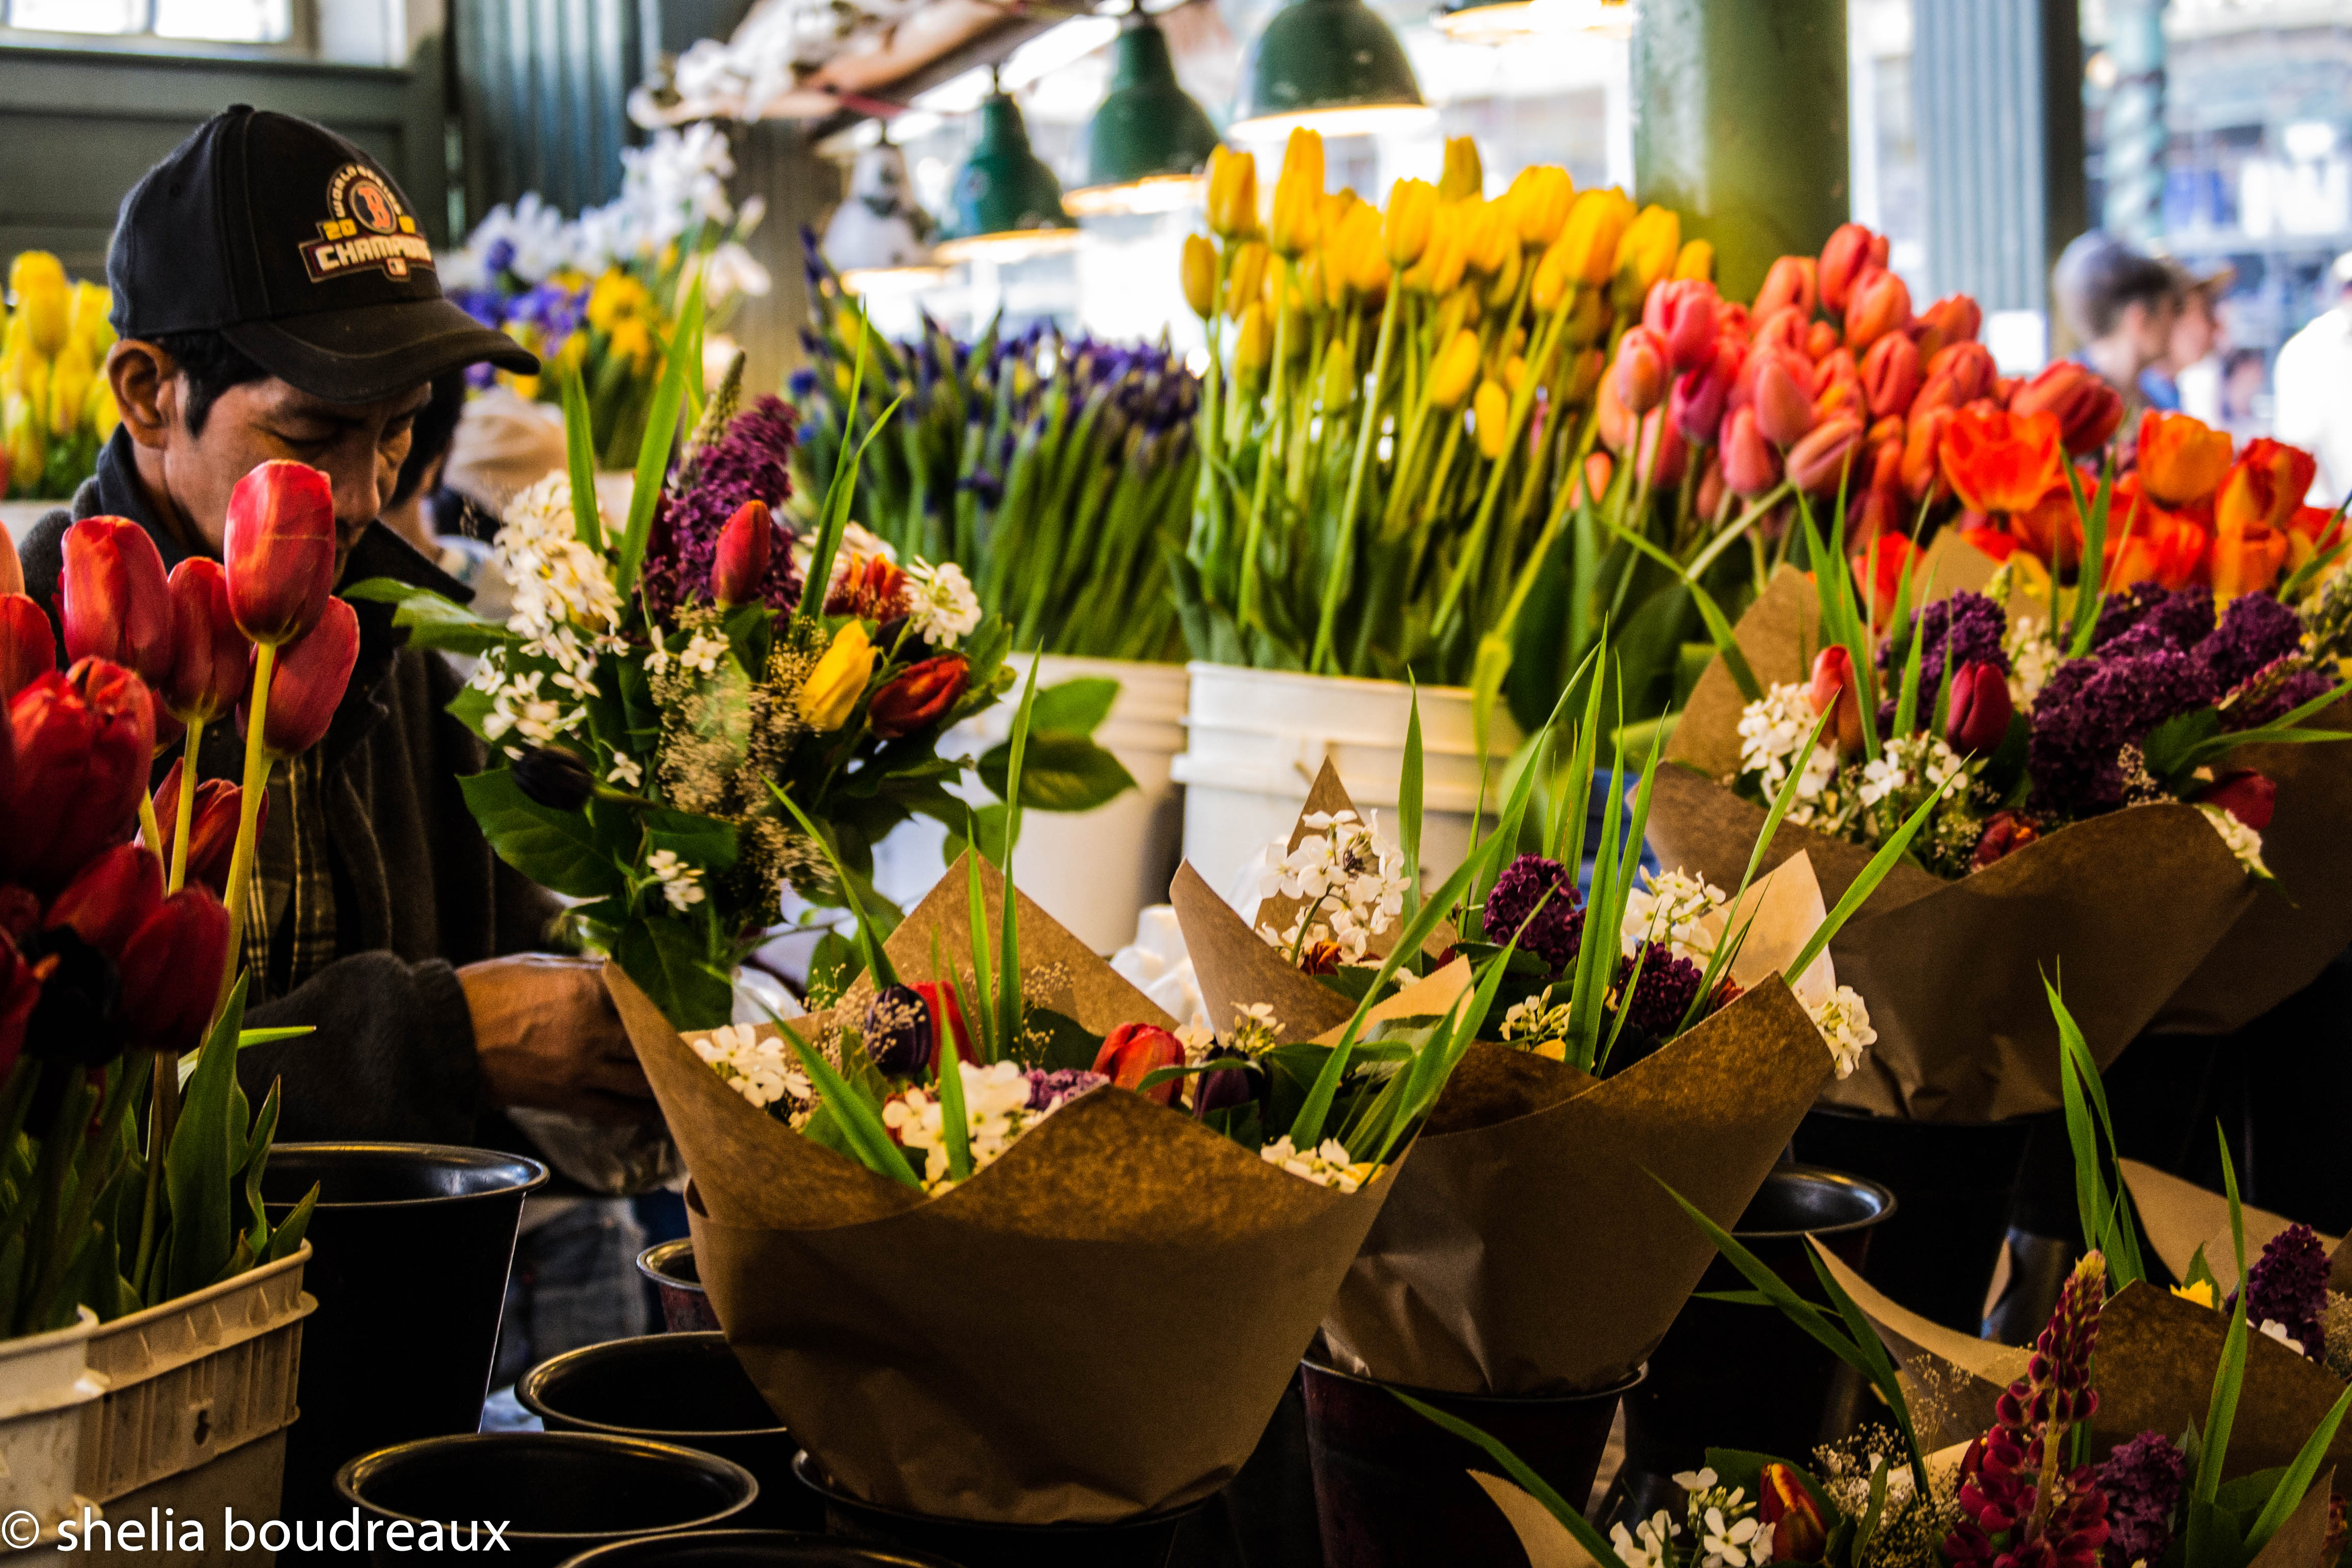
[2212,519,2292,598]
[1818,224,1889,314]
[2136,411,2234,510]
[2010,361,2124,456]
[1902,405,1954,503]
[1751,304,1809,358]
[1786,411,1865,497]
[2008,483,2084,572]
[1938,406,2063,516]
[2100,476,2208,591]
[1843,268,1912,353]
[1754,256,1819,322]
[1910,293,1982,360]
[2215,438,2319,537]
[1859,332,1921,420]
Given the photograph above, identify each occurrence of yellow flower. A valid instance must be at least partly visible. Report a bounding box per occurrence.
[1182,234,1216,320]
[799,621,876,732]
[1473,379,1511,459]
[1462,200,1514,279]
[1384,178,1438,270]
[1403,223,1469,298]
[69,281,114,353]
[1504,165,1575,249]
[1208,146,1259,240]
[1544,188,1636,295]
[1317,339,1356,412]
[1224,241,1268,322]
[3,395,42,492]
[1611,203,1681,309]
[1336,202,1387,300]
[607,317,655,368]
[2171,1280,2217,1309]
[19,277,70,359]
[1503,354,1529,393]
[1438,136,1483,203]
[85,377,118,442]
[1673,238,1716,282]
[47,337,92,435]
[1482,242,1523,311]
[1268,129,1326,258]
[1431,329,1481,410]
[1233,302,1272,374]
[586,270,650,332]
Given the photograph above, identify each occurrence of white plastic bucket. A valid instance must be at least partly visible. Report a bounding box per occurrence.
[0,1307,105,1545]
[869,653,1190,953]
[1170,663,1523,901]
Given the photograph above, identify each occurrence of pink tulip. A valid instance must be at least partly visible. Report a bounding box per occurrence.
[1721,408,1782,497]
[1754,256,1820,322]
[1819,224,1890,314]
[1752,354,1817,447]
[1860,332,1922,420]
[1644,279,1721,374]
[1786,412,1866,497]
[1671,337,1745,446]
[1611,327,1669,416]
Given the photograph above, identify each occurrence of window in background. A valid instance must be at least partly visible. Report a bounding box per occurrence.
[3,0,293,44]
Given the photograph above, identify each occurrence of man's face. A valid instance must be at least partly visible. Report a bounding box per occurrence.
[2168,296,2220,372]
[163,376,429,567]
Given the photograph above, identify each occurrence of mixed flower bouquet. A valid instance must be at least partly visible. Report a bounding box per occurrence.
[444,124,771,468]
[2,252,118,502]
[0,461,345,1337]
[793,236,1199,661]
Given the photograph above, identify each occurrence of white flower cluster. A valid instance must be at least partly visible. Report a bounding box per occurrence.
[692,1024,815,1119]
[2197,803,2271,879]
[1621,868,1729,966]
[880,1060,1087,1193]
[1806,985,1876,1079]
[1499,989,1573,1059]
[2004,614,2060,708]
[1620,1468,1773,1568]
[1228,1002,1284,1058]
[1857,731,1969,811]
[473,474,626,754]
[647,848,706,912]
[1736,683,1845,827]
[1611,1510,1684,1568]
[1259,1135,1379,1193]
[1258,810,1409,963]
[902,559,982,648]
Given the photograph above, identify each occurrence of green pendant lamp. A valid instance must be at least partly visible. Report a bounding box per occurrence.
[1432,0,1630,42]
[934,72,1083,265]
[1229,0,1434,141]
[1066,11,1224,216]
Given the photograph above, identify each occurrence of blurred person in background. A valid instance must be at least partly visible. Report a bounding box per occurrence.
[2219,348,2270,442]
[2053,230,2182,412]
[2148,259,2234,420]
[2273,251,2352,506]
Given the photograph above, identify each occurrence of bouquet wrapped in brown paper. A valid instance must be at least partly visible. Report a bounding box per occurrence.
[1649,512,2352,1120]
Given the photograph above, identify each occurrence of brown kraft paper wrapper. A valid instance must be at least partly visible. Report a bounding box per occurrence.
[608,853,1404,1524]
[1652,565,2257,1122]
[2120,1159,2344,1299]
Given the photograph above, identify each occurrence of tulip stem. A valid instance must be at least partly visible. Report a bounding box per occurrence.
[1237,255,1292,630]
[167,718,204,895]
[138,793,164,862]
[1314,274,1402,673]
[215,641,278,1020]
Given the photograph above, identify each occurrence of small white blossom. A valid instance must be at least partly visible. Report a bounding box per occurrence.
[1259,1135,1378,1193]
[2198,803,2271,879]
[1622,868,1729,964]
[647,848,707,912]
[903,558,983,648]
[1807,985,1877,1079]
[1258,810,1408,963]
[1611,1511,1682,1568]
[645,644,672,677]
[1229,1002,1283,1058]
[606,752,644,789]
[680,631,728,677]
[1736,683,1845,827]
[692,1023,814,1117]
[2004,615,2060,708]
[1701,1507,1767,1568]
[2259,1318,2307,1356]
[880,1060,1086,1193]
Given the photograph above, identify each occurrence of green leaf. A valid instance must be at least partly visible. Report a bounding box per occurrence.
[2143,708,2225,786]
[1786,768,1957,981]
[1401,681,1425,920]
[616,918,733,1030]
[1019,1008,1103,1073]
[163,977,247,1301]
[777,1020,920,1187]
[460,769,627,898]
[976,731,1137,813]
[617,279,705,595]
[807,930,861,1008]
[1388,1389,1634,1568]
[341,578,514,655]
[1025,677,1119,736]
[561,363,606,553]
[767,783,897,989]
[642,807,739,873]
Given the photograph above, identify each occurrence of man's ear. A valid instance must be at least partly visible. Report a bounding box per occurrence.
[106,339,179,451]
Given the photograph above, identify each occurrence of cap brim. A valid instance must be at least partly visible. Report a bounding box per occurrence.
[224,297,540,404]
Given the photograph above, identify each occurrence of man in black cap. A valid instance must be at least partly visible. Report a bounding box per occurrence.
[20,107,655,1145]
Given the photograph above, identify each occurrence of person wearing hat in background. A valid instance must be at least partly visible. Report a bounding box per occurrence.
[2274,250,2352,507]
[2144,257,2235,418]
[2052,229,2183,416]
[18,107,658,1154]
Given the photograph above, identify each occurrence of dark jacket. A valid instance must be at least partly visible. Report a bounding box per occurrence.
[22,430,562,1144]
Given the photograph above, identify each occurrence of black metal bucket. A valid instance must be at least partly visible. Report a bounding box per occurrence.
[794,1451,1211,1568]
[1614,1163,1896,1515]
[1297,1351,1639,1568]
[264,1142,548,1523]
[1790,1108,2036,1333]
[637,1238,722,1333]
[335,1431,756,1567]
[557,1531,964,1568]
[520,1332,815,1531]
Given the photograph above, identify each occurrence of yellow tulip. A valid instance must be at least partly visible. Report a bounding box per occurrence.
[1504,165,1574,249]
[1435,285,1481,343]
[1464,201,1515,279]
[1224,241,1268,321]
[1384,178,1438,270]
[1673,238,1716,282]
[799,621,876,732]
[1339,202,1387,299]
[21,279,69,359]
[1317,339,1356,412]
[1503,354,1529,393]
[1268,129,1325,258]
[8,251,66,303]
[1207,145,1260,240]
[4,396,42,492]
[85,377,118,443]
[69,282,114,353]
[2171,1280,2216,1310]
[1482,242,1523,311]
[1182,234,1216,320]
[1404,223,1470,298]
[1293,249,1331,315]
[1547,188,1636,291]
[1431,329,1481,410]
[1438,136,1483,203]
[1611,203,1681,309]
[16,357,48,438]
[47,338,91,435]
[1473,379,1511,459]
[1234,302,1272,374]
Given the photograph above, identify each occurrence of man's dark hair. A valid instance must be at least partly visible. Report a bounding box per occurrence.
[150,329,270,436]
[2053,231,2179,342]
[390,371,465,510]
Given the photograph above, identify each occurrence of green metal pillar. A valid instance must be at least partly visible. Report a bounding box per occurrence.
[1631,0,1850,302]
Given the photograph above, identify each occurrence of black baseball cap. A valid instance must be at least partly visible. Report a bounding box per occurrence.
[108,106,537,403]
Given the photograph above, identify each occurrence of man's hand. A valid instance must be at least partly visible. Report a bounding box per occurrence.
[458,954,656,1124]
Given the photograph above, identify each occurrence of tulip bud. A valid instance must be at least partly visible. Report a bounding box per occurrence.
[798,621,877,733]
[1644,278,1721,374]
[864,983,938,1076]
[1473,380,1512,461]
[711,499,774,608]
[1806,644,1865,754]
[1480,240,1523,312]
[223,459,337,646]
[1268,128,1325,258]
[1612,327,1669,417]
[1207,145,1259,240]
[1,593,53,702]
[1430,329,1482,411]
[1901,405,1955,503]
[1721,408,1782,497]
[1193,1045,1253,1119]
[1504,164,1574,249]
[1181,234,1217,321]
[869,653,969,740]
[1092,1021,1187,1107]
[1318,340,1358,414]
[60,516,174,687]
[1383,177,1439,270]
[1670,338,1743,447]
[159,558,250,726]
[1910,293,1982,359]
[1945,661,2014,755]
[1759,1464,1827,1564]
[1859,331,1922,420]
[1754,255,1820,322]
[1972,809,2041,870]
[1223,242,1267,322]
[1233,302,1272,377]
[1611,203,1680,311]
[248,596,358,760]
[1786,411,1865,498]
[1673,238,1714,281]
[1843,267,1912,353]
[2197,769,2276,832]
[1752,354,1817,447]
[153,761,253,901]
[1633,408,1689,491]
[513,746,596,811]
[44,842,165,960]
[2010,360,2124,456]
[1818,223,1890,314]
[1811,347,1863,422]
[1438,136,1483,203]
[115,888,233,1057]
[1596,365,1637,457]
[3,658,155,894]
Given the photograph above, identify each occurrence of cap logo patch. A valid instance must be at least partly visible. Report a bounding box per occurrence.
[300,162,433,283]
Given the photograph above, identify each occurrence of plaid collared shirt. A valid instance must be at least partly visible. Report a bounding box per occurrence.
[238,749,338,1001]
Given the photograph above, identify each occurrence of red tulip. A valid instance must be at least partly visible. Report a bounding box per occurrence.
[1786,412,1865,497]
[1972,809,2040,869]
[710,499,773,608]
[1843,268,1913,353]
[1945,662,2013,755]
[1852,531,1918,621]
[1852,436,1907,548]
[1644,279,1721,374]
[2010,361,2124,456]
[246,597,358,760]
[44,842,164,960]
[913,980,972,1076]
[1902,406,1955,503]
[1909,295,1983,361]
[1092,1022,1187,1108]
[2197,770,2276,832]
[1750,304,1810,358]
[1807,644,1865,754]
[1939,407,2064,515]
[1760,1464,1827,1563]
[115,889,232,1056]
[5,658,156,894]
[1957,524,2019,564]
[1915,341,1998,415]
[1806,320,1841,360]
[223,460,337,646]
[2215,438,2318,538]
[1611,327,1669,416]
[1670,338,1744,446]
[868,654,970,741]
[1721,408,1782,497]
[160,557,251,725]
[1818,225,1890,314]
[60,517,174,685]
[1696,452,1726,520]
[154,760,256,900]
[1752,354,1817,447]
[1859,332,1922,421]
[1754,256,1819,322]
[0,593,54,702]
[1811,348,1863,422]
